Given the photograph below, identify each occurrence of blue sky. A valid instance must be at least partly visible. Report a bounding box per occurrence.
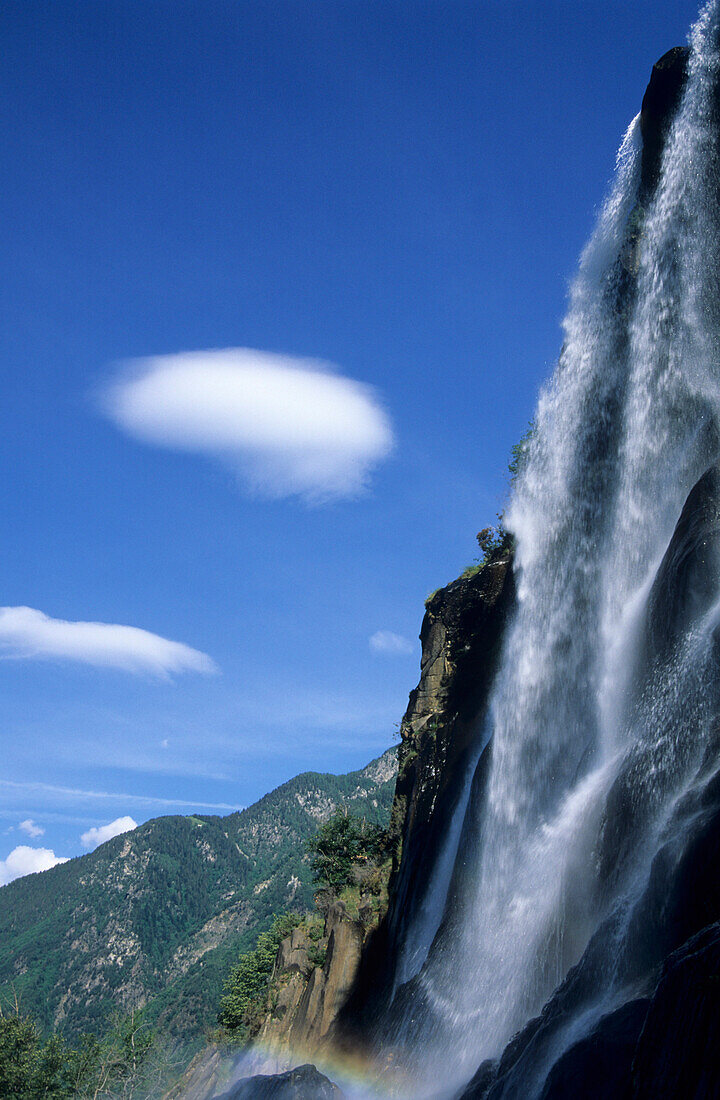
[0,0,702,878]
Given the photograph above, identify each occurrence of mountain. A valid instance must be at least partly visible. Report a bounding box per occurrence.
[0,748,396,1047]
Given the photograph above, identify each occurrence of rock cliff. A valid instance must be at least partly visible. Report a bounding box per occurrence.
[224,546,516,1065]
[338,546,515,1031]
[256,902,366,1055]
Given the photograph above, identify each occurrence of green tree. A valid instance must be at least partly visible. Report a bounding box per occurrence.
[0,1010,42,1099]
[0,1008,75,1099]
[305,809,385,894]
[85,1010,154,1099]
[507,419,535,484]
[0,1004,157,1100]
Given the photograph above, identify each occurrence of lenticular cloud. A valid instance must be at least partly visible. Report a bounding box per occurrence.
[0,606,216,677]
[100,348,395,503]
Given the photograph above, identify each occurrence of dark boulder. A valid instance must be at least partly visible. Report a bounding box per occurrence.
[216,1063,343,1100]
[460,1059,498,1099]
[594,464,720,898]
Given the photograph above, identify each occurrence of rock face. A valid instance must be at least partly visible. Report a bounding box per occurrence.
[257,902,366,1055]
[164,1045,232,1100]
[463,927,720,1099]
[644,464,720,665]
[385,552,514,962]
[236,552,515,1057]
[629,923,720,1098]
[217,1063,343,1100]
[639,46,689,201]
[339,548,515,1029]
[621,46,688,278]
[536,1000,650,1100]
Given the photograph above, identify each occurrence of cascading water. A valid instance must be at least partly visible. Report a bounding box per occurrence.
[383,3,720,1096]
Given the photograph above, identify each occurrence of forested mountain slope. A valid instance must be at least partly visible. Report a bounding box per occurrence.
[0,748,396,1046]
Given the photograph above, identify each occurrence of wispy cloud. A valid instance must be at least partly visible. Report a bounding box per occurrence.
[0,778,239,812]
[0,845,69,886]
[81,815,137,851]
[369,630,414,656]
[99,348,395,503]
[0,606,217,678]
[19,818,44,838]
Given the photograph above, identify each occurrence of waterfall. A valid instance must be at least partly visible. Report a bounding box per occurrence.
[384,3,720,1096]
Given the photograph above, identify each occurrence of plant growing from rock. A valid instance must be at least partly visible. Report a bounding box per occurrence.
[305,809,386,895]
[217,912,302,1041]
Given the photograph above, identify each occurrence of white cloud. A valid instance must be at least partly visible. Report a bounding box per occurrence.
[19,818,44,838]
[369,630,414,656]
[81,815,138,851]
[100,348,395,503]
[0,606,217,678]
[0,845,69,886]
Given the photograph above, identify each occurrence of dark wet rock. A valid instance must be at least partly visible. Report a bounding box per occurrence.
[462,923,625,1100]
[640,46,689,201]
[217,1063,343,1099]
[644,464,720,667]
[460,1058,498,1099]
[620,46,688,278]
[470,748,720,1100]
[538,999,649,1100]
[595,464,720,896]
[629,923,720,1098]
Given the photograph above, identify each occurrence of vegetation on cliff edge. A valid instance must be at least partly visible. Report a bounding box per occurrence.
[217,810,391,1046]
